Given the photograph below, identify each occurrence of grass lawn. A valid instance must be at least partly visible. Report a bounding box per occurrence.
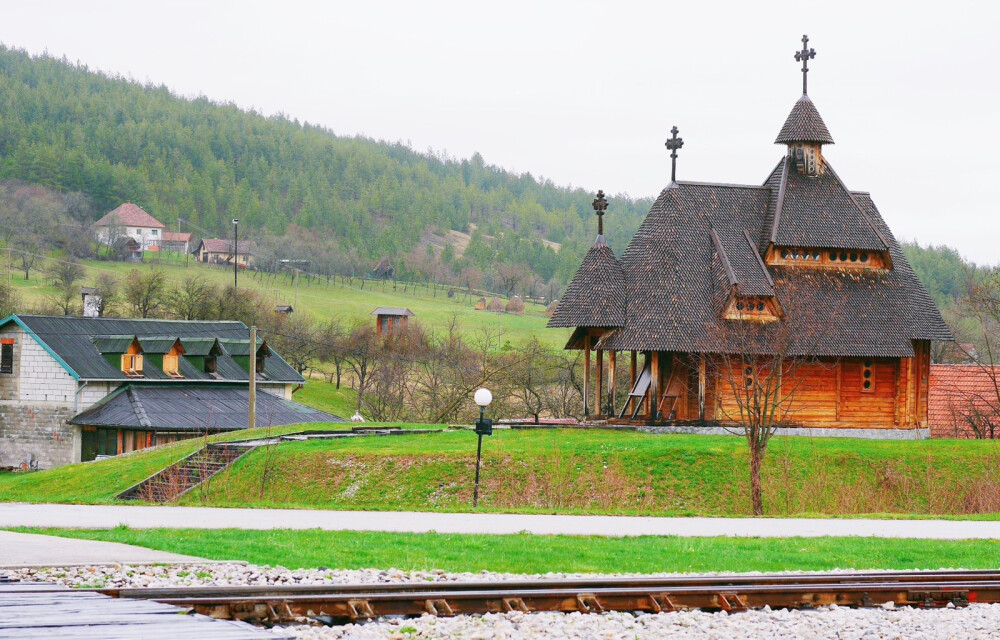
[8,254,569,348]
[13,527,1000,574]
[294,379,358,418]
[6,427,1000,519]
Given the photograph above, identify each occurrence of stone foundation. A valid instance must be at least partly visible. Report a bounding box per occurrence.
[0,403,79,469]
[639,424,930,440]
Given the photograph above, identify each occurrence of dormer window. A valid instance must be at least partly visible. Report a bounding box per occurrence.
[204,355,217,374]
[163,354,182,378]
[121,353,144,377]
[768,246,888,270]
[725,296,781,322]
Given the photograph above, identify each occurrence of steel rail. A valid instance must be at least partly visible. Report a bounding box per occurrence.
[87,571,1000,624]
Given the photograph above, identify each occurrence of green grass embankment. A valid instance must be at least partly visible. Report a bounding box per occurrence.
[185,430,1000,517]
[5,426,1000,518]
[15,527,1000,574]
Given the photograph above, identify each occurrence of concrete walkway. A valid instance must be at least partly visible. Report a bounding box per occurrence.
[2,503,1000,539]
[0,530,205,567]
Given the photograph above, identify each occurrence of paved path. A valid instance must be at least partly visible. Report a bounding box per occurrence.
[2,503,999,539]
[0,530,205,567]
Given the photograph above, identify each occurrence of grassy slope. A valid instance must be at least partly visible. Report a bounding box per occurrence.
[8,253,568,348]
[6,426,1000,518]
[16,527,1000,573]
[182,430,1000,517]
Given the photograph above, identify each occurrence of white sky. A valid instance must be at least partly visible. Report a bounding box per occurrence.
[1,0,997,264]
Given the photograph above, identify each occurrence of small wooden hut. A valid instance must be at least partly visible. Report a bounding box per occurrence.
[372,307,414,336]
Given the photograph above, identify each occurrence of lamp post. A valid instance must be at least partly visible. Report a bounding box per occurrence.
[232,218,239,289]
[472,387,493,507]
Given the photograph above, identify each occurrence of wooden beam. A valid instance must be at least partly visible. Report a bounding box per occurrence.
[595,349,604,418]
[629,351,637,416]
[835,359,841,422]
[698,355,707,421]
[650,351,661,421]
[583,335,591,417]
[608,351,618,418]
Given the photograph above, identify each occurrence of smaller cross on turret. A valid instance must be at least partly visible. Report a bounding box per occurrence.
[795,34,816,95]
[592,189,608,236]
[665,126,683,186]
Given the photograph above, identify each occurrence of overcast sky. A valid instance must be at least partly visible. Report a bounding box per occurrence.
[2,1,997,264]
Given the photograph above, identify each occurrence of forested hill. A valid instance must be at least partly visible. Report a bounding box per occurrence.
[0,46,652,284]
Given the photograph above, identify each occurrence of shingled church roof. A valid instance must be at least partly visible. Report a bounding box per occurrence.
[551,90,950,357]
[548,236,627,328]
[775,95,834,145]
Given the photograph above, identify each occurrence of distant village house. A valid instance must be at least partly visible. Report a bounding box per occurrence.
[94,202,165,251]
[194,238,254,267]
[160,231,191,254]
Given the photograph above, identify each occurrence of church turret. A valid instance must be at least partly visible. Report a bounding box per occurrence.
[775,35,833,177]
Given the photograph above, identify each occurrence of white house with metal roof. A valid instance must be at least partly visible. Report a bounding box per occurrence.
[0,314,342,470]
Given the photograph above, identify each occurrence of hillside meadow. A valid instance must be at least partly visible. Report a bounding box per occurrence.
[5,253,569,349]
[3,425,1000,519]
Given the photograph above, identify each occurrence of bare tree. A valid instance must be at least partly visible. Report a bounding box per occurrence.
[343,322,385,415]
[495,263,527,297]
[268,312,321,374]
[546,351,584,419]
[951,266,1000,438]
[509,337,554,423]
[702,277,837,515]
[166,275,217,320]
[317,318,348,388]
[0,281,21,317]
[92,272,119,317]
[47,260,86,315]
[123,268,166,318]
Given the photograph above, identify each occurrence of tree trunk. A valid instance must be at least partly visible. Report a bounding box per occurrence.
[749,447,764,516]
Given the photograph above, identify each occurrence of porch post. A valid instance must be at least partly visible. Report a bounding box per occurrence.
[629,351,637,416]
[583,335,591,417]
[650,351,661,421]
[607,350,617,417]
[595,349,604,418]
[698,354,707,421]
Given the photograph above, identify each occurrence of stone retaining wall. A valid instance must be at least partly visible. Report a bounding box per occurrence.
[0,403,79,469]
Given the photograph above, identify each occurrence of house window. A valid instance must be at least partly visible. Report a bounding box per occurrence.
[163,354,182,379]
[151,229,158,235]
[861,360,874,393]
[0,342,13,374]
[121,354,144,377]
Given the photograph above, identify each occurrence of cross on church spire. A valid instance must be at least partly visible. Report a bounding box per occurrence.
[665,126,683,187]
[795,34,816,95]
[592,189,608,236]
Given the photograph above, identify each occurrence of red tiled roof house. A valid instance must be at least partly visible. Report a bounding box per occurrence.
[94,203,166,251]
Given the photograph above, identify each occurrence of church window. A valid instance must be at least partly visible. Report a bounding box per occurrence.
[840,251,848,261]
[781,249,790,259]
[757,302,765,311]
[850,252,858,262]
[744,366,754,389]
[736,301,744,311]
[829,252,838,261]
[861,360,874,392]
[860,253,869,263]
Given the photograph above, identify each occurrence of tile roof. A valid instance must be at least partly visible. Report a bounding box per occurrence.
[95,202,165,229]
[161,231,191,242]
[70,384,343,431]
[197,238,254,255]
[547,236,627,328]
[4,315,303,383]
[775,95,834,144]
[929,365,1000,437]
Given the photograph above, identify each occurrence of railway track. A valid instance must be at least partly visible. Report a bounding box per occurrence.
[11,570,1000,625]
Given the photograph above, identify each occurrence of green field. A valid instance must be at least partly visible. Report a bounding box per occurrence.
[4,426,1000,518]
[14,527,1000,574]
[6,253,569,348]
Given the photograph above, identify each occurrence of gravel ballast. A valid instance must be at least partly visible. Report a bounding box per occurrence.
[7,563,1000,639]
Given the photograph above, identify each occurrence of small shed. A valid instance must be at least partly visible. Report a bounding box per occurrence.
[111,236,143,262]
[474,297,487,311]
[371,257,395,280]
[486,297,504,313]
[505,296,525,315]
[372,307,414,336]
[275,305,294,314]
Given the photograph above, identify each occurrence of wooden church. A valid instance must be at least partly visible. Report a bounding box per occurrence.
[548,37,951,436]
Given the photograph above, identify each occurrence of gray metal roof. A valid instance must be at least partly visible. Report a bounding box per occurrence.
[5,315,303,383]
[371,307,414,317]
[70,384,343,431]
